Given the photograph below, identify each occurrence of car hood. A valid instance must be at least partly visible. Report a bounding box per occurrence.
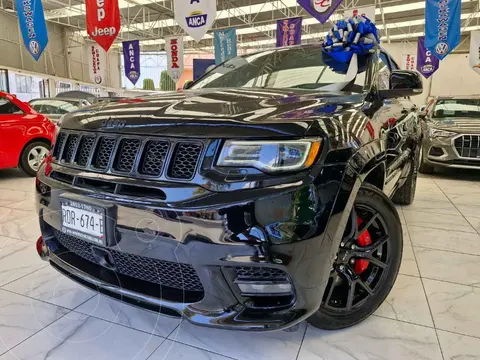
[430,117,480,134]
[61,88,364,138]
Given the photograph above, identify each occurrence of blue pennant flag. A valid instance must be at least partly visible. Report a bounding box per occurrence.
[16,0,49,61]
[425,0,461,60]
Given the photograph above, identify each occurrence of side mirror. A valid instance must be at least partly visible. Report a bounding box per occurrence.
[379,70,423,99]
[183,80,193,90]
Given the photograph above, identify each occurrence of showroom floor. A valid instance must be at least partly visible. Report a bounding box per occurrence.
[0,169,479,360]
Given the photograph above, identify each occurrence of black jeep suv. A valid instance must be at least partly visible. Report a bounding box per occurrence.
[35,45,422,331]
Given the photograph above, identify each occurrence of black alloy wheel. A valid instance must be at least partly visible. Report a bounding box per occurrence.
[308,184,403,330]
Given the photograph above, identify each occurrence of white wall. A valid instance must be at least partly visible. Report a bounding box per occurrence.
[382,41,480,106]
[0,11,121,88]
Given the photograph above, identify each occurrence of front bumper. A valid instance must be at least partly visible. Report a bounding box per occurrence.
[35,161,353,331]
[422,135,480,170]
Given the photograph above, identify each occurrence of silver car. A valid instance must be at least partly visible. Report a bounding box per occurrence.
[419,97,480,173]
[29,98,90,123]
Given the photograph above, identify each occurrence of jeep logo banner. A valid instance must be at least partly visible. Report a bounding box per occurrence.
[297,0,343,24]
[469,31,480,75]
[417,36,440,79]
[425,0,461,60]
[174,0,216,42]
[165,35,184,82]
[86,0,121,52]
[15,0,49,61]
[88,44,106,85]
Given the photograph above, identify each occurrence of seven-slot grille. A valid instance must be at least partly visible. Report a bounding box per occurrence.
[54,131,203,180]
[454,135,480,159]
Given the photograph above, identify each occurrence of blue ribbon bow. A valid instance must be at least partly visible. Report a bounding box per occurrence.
[322,16,381,65]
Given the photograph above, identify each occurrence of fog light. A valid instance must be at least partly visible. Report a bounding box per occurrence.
[429,147,445,157]
[36,236,49,260]
[236,281,292,295]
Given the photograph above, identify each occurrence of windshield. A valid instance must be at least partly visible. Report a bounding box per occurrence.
[191,46,367,92]
[433,99,480,119]
[29,99,79,114]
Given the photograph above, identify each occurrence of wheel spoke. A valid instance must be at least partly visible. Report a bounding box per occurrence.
[352,235,390,255]
[324,273,338,306]
[366,256,388,269]
[358,212,379,235]
[345,281,355,311]
[356,279,374,295]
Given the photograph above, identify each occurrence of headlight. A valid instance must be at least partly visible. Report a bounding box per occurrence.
[429,128,456,138]
[217,140,321,173]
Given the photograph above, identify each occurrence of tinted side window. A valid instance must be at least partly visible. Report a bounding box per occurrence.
[0,98,23,115]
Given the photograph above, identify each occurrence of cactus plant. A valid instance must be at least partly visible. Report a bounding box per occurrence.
[143,78,155,90]
[160,70,176,91]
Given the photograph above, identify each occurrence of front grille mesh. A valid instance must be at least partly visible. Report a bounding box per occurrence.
[53,131,202,180]
[233,267,289,281]
[115,139,140,172]
[454,135,480,159]
[93,138,116,169]
[77,136,95,166]
[54,230,204,292]
[140,141,169,176]
[64,134,79,163]
[169,143,203,179]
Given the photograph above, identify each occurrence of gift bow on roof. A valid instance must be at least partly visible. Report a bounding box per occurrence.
[322,16,381,64]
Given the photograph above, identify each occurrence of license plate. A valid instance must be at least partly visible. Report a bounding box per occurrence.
[60,198,106,245]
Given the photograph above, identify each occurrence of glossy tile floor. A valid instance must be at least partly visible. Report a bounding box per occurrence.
[0,168,479,360]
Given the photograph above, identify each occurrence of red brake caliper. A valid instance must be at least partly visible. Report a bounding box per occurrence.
[355,217,372,274]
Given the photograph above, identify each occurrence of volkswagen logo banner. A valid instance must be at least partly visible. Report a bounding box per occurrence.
[425,0,461,60]
[15,0,49,61]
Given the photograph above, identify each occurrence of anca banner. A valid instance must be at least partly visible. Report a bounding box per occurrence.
[297,0,343,24]
[344,5,376,21]
[175,0,216,42]
[15,0,48,61]
[417,36,440,78]
[469,31,480,75]
[276,17,302,47]
[122,40,140,85]
[425,0,461,60]
[165,36,184,82]
[401,54,416,71]
[214,28,237,64]
[86,0,121,52]
[88,44,106,85]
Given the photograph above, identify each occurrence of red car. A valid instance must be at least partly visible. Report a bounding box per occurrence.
[0,92,55,176]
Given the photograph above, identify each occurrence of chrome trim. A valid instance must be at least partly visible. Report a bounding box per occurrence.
[451,134,480,161]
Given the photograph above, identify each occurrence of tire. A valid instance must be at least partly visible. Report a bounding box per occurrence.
[19,141,50,177]
[418,143,435,174]
[307,184,403,330]
[392,146,419,205]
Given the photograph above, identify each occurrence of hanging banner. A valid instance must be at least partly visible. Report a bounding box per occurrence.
[88,44,106,85]
[174,0,216,42]
[469,31,480,75]
[344,5,376,21]
[122,40,140,85]
[297,0,343,25]
[86,0,121,52]
[276,17,303,48]
[165,36,184,82]
[15,0,49,61]
[214,28,237,64]
[417,36,440,78]
[425,0,461,60]
[401,54,417,71]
